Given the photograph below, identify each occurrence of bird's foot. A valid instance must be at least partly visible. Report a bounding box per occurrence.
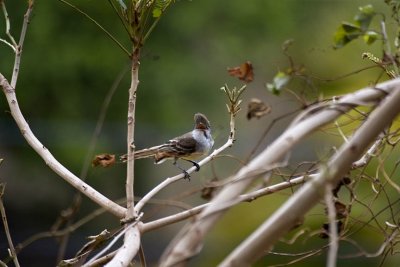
[186,160,200,172]
[173,160,191,180]
[193,162,200,172]
[183,170,191,180]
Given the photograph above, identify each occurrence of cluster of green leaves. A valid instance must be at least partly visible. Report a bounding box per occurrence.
[266,40,306,95]
[266,71,291,95]
[267,3,400,96]
[333,5,377,49]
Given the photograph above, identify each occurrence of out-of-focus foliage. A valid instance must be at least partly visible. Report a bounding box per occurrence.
[333,5,377,48]
[266,71,291,95]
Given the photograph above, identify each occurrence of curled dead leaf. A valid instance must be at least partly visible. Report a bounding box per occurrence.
[324,200,349,220]
[319,220,344,239]
[332,176,351,197]
[247,98,271,120]
[334,200,349,219]
[92,153,116,167]
[201,178,219,200]
[227,61,254,83]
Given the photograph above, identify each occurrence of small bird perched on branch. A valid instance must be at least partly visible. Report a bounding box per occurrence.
[122,113,214,178]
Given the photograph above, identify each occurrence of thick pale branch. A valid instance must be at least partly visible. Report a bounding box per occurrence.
[103,226,141,267]
[160,78,400,266]
[220,81,400,266]
[0,74,126,218]
[141,174,314,233]
[325,184,338,267]
[126,50,139,219]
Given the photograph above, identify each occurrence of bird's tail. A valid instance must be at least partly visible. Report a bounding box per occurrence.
[134,145,163,159]
[120,145,163,162]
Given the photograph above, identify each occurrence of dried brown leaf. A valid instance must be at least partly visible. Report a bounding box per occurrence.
[227,61,254,83]
[247,98,271,120]
[92,153,116,167]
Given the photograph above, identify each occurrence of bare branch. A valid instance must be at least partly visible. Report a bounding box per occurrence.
[351,133,384,168]
[125,49,140,220]
[84,218,141,266]
[0,184,20,267]
[103,226,141,267]
[0,1,17,49]
[11,0,34,88]
[102,48,142,267]
[325,183,338,267]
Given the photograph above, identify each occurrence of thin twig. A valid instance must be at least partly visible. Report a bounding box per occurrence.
[352,134,384,168]
[0,37,14,51]
[381,20,399,76]
[340,228,400,258]
[84,251,117,266]
[0,1,17,48]
[15,203,108,253]
[11,0,34,88]
[107,0,132,38]
[268,247,326,267]
[58,0,131,57]
[141,173,315,233]
[0,0,17,52]
[0,184,20,267]
[246,108,301,162]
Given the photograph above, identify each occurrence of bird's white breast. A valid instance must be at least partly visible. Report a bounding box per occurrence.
[192,129,214,154]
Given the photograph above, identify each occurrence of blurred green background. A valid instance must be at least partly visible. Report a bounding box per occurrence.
[1,0,399,266]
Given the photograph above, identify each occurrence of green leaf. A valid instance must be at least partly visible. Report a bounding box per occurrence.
[363,31,378,45]
[152,8,162,18]
[266,71,290,95]
[354,4,375,31]
[152,0,173,18]
[341,22,361,33]
[359,4,375,15]
[333,24,362,49]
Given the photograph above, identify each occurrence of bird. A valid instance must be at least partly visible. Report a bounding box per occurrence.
[122,113,214,178]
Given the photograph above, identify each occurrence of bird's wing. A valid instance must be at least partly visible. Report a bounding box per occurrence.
[167,133,197,156]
